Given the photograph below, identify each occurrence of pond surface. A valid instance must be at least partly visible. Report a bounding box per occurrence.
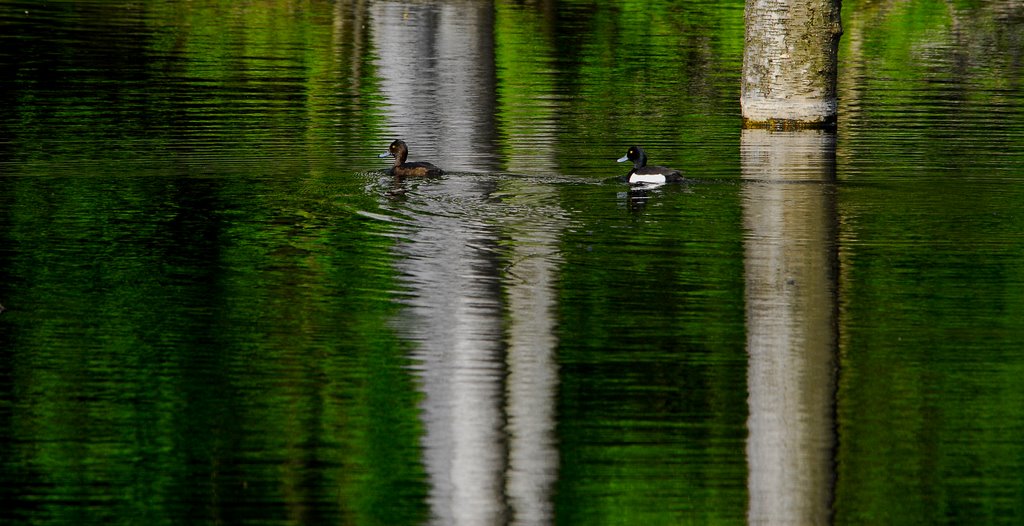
[2,0,1023,524]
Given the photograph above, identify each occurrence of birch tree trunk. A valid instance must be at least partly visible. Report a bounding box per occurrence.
[742,0,843,129]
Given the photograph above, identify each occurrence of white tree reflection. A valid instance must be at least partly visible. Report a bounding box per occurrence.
[741,129,839,526]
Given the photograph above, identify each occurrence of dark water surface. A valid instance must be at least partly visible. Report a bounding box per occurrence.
[2,1,1024,524]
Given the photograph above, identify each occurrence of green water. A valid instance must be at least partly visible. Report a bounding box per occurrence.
[1,0,1023,524]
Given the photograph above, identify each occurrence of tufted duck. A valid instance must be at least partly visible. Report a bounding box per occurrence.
[379,139,444,177]
[617,145,683,184]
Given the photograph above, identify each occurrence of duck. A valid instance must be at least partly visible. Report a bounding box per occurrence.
[616,145,683,184]
[379,139,444,177]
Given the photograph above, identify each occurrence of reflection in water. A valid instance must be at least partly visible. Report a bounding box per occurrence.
[492,1,562,176]
[380,176,564,526]
[373,3,560,524]
[388,181,507,526]
[500,181,563,526]
[371,1,499,172]
[374,2,505,521]
[741,129,839,525]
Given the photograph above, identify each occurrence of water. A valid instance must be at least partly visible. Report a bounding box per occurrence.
[1,0,1023,524]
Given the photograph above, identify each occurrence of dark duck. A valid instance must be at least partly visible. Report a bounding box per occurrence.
[616,145,683,184]
[379,139,444,177]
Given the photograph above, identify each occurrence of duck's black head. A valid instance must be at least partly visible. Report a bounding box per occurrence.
[617,145,648,168]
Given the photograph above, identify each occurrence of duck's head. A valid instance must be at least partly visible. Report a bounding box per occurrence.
[616,145,648,168]
[379,140,409,163]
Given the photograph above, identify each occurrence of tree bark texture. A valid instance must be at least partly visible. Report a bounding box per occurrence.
[742,0,842,129]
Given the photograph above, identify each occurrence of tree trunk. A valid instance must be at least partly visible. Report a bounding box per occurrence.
[742,0,843,129]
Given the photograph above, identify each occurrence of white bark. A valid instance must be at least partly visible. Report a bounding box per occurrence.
[742,0,843,128]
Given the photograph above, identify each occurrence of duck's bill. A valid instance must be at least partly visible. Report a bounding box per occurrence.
[616,155,629,162]
[378,151,392,158]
